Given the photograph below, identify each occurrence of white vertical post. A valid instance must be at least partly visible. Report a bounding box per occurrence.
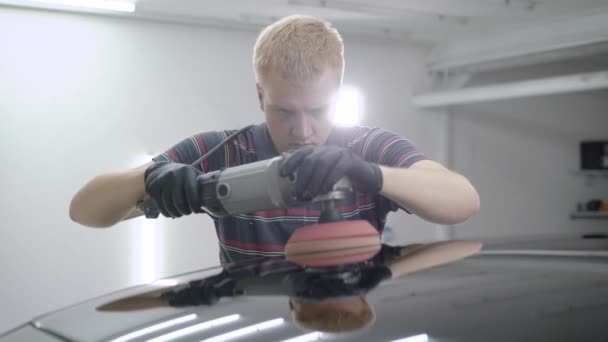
[131,153,160,284]
[132,216,160,284]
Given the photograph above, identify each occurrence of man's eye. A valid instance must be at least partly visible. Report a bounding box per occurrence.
[311,108,328,119]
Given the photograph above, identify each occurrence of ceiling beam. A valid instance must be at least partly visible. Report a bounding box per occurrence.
[412,70,608,108]
[428,12,608,72]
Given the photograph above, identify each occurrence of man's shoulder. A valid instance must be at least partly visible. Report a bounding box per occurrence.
[193,128,240,139]
[330,125,395,147]
[193,124,262,146]
[198,123,276,162]
[332,125,374,136]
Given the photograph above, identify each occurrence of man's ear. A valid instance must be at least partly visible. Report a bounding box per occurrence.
[256,83,264,112]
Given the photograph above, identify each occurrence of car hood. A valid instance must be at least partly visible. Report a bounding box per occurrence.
[1,236,607,342]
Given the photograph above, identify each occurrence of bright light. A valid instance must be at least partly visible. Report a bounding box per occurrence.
[146,314,241,342]
[108,314,197,342]
[131,153,154,168]
[0,0,136,12]
[131,154,159,285]
[330,86,364,127]
[150,279,179,287]
[133,216,159,284]
[391,333,429,342]
[280,332,323,342]
[200,318,285,342]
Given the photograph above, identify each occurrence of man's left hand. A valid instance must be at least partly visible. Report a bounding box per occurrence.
[280,146,383,201]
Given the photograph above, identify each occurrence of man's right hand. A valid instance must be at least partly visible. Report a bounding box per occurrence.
[144,162,205,218]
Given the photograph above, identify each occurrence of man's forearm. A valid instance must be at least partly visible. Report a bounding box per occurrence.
[386,240,482,279]
[379,165,480,225]
[69,164,149,228]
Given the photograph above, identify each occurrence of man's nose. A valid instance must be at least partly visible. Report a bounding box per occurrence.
[291,112,313,140]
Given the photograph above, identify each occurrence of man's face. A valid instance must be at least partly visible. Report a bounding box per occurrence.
[257,69,339,154]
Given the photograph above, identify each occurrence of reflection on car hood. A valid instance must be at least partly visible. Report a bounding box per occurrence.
[1,237,607,342]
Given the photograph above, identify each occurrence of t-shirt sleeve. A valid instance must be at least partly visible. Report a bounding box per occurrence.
[354,128,427,168]
[152,131,233,173]
[350,127,428,215]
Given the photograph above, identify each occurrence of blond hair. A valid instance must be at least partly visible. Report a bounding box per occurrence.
[253,15,344,83]
[291,298,376,333]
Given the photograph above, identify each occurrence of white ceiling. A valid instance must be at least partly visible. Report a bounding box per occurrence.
[2,0,607,70]
[134,0,608,45]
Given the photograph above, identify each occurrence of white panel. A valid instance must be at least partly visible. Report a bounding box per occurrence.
[413,71,608,108]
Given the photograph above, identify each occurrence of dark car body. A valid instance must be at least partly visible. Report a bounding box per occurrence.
[1,237,607,342]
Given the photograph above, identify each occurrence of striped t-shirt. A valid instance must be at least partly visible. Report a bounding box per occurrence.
[153,123,426,265]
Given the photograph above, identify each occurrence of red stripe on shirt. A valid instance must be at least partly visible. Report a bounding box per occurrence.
[375,136,401,163]
[253,196,375,218]
[194,134,209,172]
[395,150,421,167]
[168,149,180,163]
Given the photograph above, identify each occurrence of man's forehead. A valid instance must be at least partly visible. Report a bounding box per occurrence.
[261,68,339,90]
[262,80,338,109]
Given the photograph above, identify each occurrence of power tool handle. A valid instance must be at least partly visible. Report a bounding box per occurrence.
[136,197,161,219]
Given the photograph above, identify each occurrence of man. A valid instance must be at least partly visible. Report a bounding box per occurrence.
[70,15,480,264]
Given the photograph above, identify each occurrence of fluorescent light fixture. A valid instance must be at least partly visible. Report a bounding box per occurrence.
[108,314,197,342]
[146,314,241,342]
[280,332,323,342]
[133,215,159,284]
[0,0,136,12]
[391,333,429,342]
[330,86,364,127]
[288,0,453,18]
[412,70,608,108]
[200,318,285,342]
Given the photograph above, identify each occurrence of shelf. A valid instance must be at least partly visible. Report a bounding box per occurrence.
[570,212,608,220]
[570,170,608,179]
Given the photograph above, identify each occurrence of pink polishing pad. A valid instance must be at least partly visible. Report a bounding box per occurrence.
[285,220,381,267]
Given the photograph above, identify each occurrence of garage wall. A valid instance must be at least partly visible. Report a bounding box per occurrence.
[450,60,608,240]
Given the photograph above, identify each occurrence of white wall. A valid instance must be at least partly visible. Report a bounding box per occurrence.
[450,62,608,240]
[0,6,440,332]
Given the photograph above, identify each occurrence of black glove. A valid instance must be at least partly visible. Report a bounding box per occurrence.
[357,265,393,291]
[280,146,383,201]
[144,162,205,218]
